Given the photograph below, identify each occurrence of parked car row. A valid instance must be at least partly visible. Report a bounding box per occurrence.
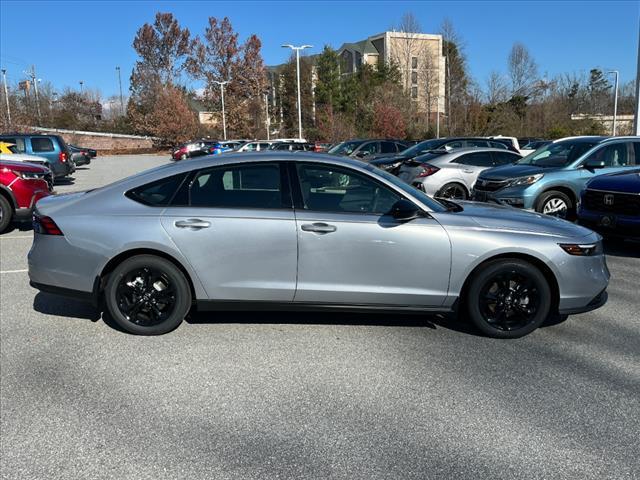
[0,132,97,233]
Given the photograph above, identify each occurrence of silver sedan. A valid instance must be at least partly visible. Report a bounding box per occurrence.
[28,152,609,338]
[397,148,521,199]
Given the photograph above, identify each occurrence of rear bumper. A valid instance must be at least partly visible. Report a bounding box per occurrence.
[30,280,100,307]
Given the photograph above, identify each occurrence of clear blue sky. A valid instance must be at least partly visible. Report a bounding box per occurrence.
[1,0,638,98]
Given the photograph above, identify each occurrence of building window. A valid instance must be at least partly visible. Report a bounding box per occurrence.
[411,86,418,99]
[411,71,418,84]
[411,57,418,69]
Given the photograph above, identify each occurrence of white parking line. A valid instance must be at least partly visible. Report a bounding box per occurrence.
[0,269,28,274]
[0,236,32,240]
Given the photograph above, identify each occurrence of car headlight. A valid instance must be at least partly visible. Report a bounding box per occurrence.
[559,242,602,256]
[507,173,543,187]
[12,170,44,180]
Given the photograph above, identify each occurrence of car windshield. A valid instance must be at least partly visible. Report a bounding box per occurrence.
[517,140,597,167]
[328,141,362,155]
[363,164,447,212]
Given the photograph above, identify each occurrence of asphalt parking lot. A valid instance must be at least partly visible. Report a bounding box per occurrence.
[1,154,639,480]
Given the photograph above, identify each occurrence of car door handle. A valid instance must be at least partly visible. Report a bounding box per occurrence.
[301,222,337,233]
[174,219,211,229]
[463,169,474,173]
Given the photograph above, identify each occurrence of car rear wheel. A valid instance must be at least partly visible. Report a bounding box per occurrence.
[466,259,551,338]
[536,191,573,219]
[0,195,12,234]
[104,255,191,335]
[436,182,468,200]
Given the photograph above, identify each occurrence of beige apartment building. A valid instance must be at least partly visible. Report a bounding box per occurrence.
[337,31,446,116]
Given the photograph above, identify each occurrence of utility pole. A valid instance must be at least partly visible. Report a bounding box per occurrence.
[1,69,11,127]
[212,80,229,140]
[264,93,270,140]
[634,23,640,136]
[27,65,42,125]
[116,66,124,116]
[606,71,619,136]
[79,80,84,94]
[282,44,313,140]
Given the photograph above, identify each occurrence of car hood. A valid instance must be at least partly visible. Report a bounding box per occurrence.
[443,201,594,238]
[586,169,640,194]
[480,163,559,180]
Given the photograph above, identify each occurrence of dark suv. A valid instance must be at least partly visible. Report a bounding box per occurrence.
[0,134,73,179]
[327,139,409,161]
[370,137,515,173]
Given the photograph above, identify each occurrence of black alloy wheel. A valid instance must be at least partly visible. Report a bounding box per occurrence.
[437,183,468,200]
[105,255,191,335]
[467,259,551,338]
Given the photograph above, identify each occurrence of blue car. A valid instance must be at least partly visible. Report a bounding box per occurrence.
[578,168,640,238]
[472,136,640,218]
[0,133,74,179]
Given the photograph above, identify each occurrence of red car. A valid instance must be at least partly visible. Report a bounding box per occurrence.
[0,160,52,233]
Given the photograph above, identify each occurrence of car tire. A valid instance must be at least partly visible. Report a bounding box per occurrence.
[436,182,468,200]
[466,259,551,339]
[536,190,573,219]
[104,255,192,335]
[0,195,12,234]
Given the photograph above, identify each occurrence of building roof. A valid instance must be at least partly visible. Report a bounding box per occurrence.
[337,38,379,55]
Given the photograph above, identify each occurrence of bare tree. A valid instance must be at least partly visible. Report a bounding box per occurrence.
[393,12,423,93]
[486,71,508,104]
[419,47,438,131]
[508,42,538,96]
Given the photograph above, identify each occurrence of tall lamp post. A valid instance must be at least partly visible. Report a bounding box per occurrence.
[281,44,313,140]
[212,80,229,140]
[115,66,124,116]
[606,70,619,136]
[1,69,11,126]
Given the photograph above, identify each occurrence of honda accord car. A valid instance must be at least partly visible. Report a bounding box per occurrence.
[28,152,609,338]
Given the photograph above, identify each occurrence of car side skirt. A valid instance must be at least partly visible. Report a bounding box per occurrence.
[196,300,453,314]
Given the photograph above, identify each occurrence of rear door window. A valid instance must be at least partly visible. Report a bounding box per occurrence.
[454,152,494,167]
[380,141,398,153]
[190,163,284,209]
[31,138,55,152]
[3,137,26,152]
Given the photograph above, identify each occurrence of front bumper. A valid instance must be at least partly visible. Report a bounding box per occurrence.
[559,289,608,315]
[472,185,538,210]
[578,209,640,238]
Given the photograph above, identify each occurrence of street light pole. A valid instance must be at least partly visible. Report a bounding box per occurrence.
[79,80,84,94]
[282,44,313,140]
[606,70,619,136]
[116,66,124,116]
[436,95,440,139]
[26,66,42,125]
[1,69,11,127]
[264,93,270,140]
[212,80,229,140]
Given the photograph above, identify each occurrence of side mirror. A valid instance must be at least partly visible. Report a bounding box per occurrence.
[582,159,605,170]
[390,199,422,222]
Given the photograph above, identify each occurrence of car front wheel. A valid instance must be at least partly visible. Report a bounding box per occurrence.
[104,255,192,335]
[466,259,551,338]
[536,190,573,219]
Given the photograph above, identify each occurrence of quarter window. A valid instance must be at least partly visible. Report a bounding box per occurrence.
[31,138,55,152]
[190,163,283,209]
[127,173,188,206]
[296,164,401,214]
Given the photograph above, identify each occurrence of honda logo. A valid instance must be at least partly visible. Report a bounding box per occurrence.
[603,194,614,206]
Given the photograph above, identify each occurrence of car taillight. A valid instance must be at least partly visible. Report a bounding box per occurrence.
[416,164,440,178]
[33,214,64,235]
[59,152,67,163]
